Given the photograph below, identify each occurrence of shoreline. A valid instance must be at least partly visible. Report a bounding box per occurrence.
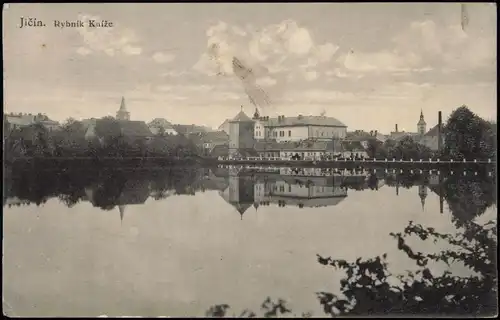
[4,156,496,172]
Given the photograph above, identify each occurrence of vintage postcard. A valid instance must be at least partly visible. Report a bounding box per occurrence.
[2,3,497,318]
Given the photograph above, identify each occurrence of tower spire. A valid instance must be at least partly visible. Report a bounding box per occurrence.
[116,96,130,121]
[120,96,126,111]
[417,109,426,135]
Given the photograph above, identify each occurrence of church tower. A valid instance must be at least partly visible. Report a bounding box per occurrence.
[116,96,130,121]
[417,109,426,135]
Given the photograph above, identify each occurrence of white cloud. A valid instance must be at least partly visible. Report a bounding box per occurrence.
[104,48,115,57]
[313,43,339,63]
[161,71,187,77]
[284,89,358,104]
[232,26,247,37]
[76,13,142,57]
[338,18,495,75]
[325,68,364,79]
[304,71,318,82]
[394,19,495,70]
[285,24,314,56]
[340,50,421,72]
[157,85,172,92]
[256,76,277,87]
[193,19,339,81]
[122,45,142,56]
[76,47,91,56]
[152,52,175,63]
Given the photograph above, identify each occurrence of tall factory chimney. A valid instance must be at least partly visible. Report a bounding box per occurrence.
[395,124,398,133]
[438,111,442,151]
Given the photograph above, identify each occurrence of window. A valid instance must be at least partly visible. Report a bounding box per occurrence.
[288,130,291,137]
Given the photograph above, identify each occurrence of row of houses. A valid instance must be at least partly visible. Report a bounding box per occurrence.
[5,100,445,156]
[4,113,61,131]
[4,98,220,149]
[214,107,446,160]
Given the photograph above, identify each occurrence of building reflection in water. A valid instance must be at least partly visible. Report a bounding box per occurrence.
[3,166,470,219]
[218,166,372,219]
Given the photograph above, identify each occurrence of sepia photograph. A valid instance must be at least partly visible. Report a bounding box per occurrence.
[2,2,497,318]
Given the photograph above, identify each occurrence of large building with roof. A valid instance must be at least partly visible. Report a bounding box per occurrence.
[252,108,347,142]
[418,123,446,151]
[224,106,350,159]
[5,112,60,132]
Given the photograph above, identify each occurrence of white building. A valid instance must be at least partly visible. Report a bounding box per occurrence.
[419,124,445,151]
[148,118,178,136]
[253,175,348,208]
[251,108,347,142]
[5,113,60,132]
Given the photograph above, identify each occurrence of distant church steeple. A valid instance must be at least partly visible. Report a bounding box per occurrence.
[417,109,426,135]
[116,96,130,121]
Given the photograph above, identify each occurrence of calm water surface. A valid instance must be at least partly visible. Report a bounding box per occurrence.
[3,167,497,317]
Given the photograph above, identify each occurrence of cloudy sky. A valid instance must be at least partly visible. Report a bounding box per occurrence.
[3,3,497,133]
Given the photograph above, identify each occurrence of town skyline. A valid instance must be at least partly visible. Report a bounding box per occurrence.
[3,3,496,133]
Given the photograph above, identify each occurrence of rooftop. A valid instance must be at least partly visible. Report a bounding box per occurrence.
[173,124,212,134]
[425,124,446,137]
[258,115,347,128]
[188,131,229,144]
[93,119,152,138]
[231,110,253,123]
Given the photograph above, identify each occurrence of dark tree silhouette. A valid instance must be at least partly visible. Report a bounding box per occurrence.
[442,105,496,161]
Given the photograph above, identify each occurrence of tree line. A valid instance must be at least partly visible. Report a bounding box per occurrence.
[3,105,496,161]
[3,116,201,160]
[365,105,496,161]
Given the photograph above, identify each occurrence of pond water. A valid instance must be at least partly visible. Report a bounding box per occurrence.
[2,167,497,317]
